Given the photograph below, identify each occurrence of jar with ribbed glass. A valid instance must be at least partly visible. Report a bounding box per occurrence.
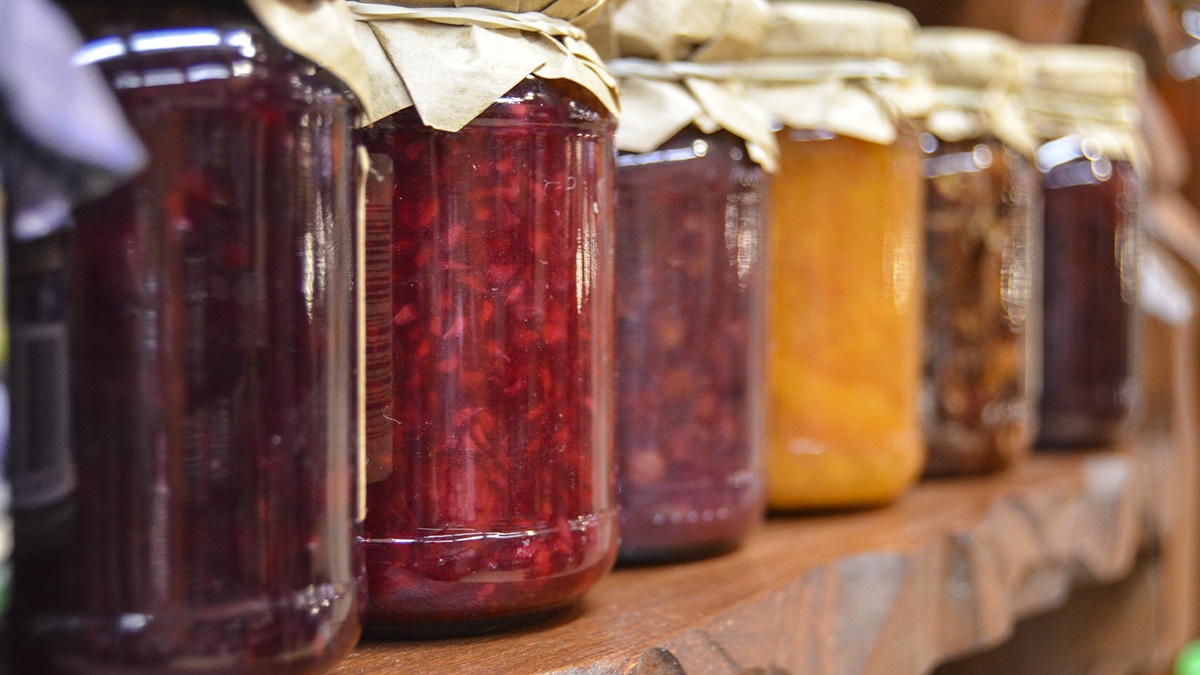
[915,28,1042,475]
[745,1,926,509]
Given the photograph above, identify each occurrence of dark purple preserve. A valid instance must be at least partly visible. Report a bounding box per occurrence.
[1036,149,1141,448]
[614,127,767,563]
[9,6,363,673]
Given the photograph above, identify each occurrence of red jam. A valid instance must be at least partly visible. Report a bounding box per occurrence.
[10,23,363,673]
[614,127,767,563]
[360,76,618,633]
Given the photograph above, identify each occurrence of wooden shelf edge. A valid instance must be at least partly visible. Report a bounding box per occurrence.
[335,448,1165,675]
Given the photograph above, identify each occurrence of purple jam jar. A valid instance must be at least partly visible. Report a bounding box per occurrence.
[613,126,767,562]
[1022,45,1146,449]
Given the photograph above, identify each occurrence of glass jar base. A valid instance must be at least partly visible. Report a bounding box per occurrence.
[361,512,617,635]
[361,565,604,638]
[1036,413,1126,448]
[617,535,744,567]
[13,586,361,675]
[924,439,1026,476]
[362,603,582,640]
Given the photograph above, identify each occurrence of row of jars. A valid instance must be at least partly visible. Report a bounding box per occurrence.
[0,0,1147,671]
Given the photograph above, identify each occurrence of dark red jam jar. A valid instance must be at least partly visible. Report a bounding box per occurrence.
[1036,150,1142,447]
[360,75,618,634]
[9,4,364,672]
[1022,45,1146,449]
[613,126,767,563]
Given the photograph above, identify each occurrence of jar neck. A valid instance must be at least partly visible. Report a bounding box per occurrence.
[58,0,257,40]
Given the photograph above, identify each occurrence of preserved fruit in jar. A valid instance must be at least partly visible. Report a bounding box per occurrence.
[9,6,365,673]
[1038,153,1142,446]
[746,1,926,509]
[916,29,1041,475]
[1023,45,1146,448]
[353,1,620,633]
[360,74,617,630]
[606,0,775,563]
[768,131,925,506]
[614,127,768,561]
[921,138,1040,474]
[0,220,7,623]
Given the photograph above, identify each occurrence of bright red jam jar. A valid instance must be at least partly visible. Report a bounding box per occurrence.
[9,2,365,672]
[360,72,618,632]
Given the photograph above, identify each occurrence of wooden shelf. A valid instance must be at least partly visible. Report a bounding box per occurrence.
[334,447,1174,674]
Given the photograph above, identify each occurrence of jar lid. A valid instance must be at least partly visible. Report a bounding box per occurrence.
[916,28,1021,90]
[348,0,619,130]
[1023,44,1144,101]
[1022,44,1147,172]
[606,0,778,170]
[761,1,917,63]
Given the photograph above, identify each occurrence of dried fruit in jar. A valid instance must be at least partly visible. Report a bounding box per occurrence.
[922,137,1038,475]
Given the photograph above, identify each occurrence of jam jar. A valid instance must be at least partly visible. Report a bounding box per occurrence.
[746,1,926,509]
[606,0,773,563]
[1022,45,1146,448]
[9,2,364,672]
[355,1,618,631]
[614,127,768,561]
[361,76,617,632]
[915,29,1042,475]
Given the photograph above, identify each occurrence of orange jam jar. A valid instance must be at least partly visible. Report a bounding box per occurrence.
[745,1,926,509]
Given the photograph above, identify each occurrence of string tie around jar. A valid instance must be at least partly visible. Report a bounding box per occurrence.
[740,56,913,146]
[920,84,1036,158]
[346,2,587,42]
[606,58,739,81]
[736,57,906,84]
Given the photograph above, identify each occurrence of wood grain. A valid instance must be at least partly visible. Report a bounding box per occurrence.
[334,450,1165,675]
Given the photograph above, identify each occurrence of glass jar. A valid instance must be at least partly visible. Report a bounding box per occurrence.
[921,136,1040,474]
[748,1,926,509]
[8,234,74,512]
[1037,150,1142,447]
[915,29,1041,475]
[613,126,767,562]
[360,76,617,633]
[9,6,364,673]
[0,222,8,623]
[768,129,925,507]
[1023,46,1145,448]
